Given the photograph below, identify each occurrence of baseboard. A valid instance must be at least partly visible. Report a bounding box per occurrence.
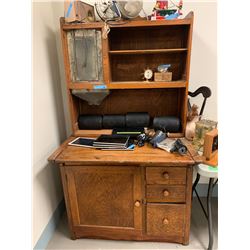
[34,199,65,250]
[194,183,218,197]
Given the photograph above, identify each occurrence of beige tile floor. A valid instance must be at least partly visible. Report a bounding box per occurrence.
[46,198,218,250]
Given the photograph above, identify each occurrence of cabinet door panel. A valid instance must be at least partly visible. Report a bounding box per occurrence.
[65,166,142,231]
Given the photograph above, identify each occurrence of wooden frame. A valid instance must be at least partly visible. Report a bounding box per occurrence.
[56,162,194,243]
[203,128,218,161]
[64,166,142,238]
[53,14,196,244]
[49,139,199,244]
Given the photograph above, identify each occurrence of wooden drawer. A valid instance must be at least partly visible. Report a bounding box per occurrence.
[146,185,186,203]
[146,204,185,237]
[146,167,186,185]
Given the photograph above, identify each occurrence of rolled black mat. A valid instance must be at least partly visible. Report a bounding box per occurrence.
[153,116,181,132]
[78,115,102,129]
[103,115,126,129]
[126,112,150,128]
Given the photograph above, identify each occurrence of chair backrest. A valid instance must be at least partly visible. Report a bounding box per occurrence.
[188,86,212,116]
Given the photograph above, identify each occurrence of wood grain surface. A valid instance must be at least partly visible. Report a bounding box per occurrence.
[60,15,193,30]
[65,166,142,229]
[110,53,186,82]
[146,167,187,185]
[109,25,188,51]
[146,203,185,237]
[59,12,193,136]
[50,12,195,244]
[69,81,187,90]
[52,142,195,166]
[146,185,186,203]
[78,88,181,118]
[183,166,193,245]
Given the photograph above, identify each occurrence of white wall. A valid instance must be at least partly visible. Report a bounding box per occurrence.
[183,1,217,121]
[32,1,67,246]
[51,2,72,136]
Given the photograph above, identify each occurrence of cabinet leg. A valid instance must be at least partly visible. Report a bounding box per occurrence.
[69,227,76,240]
[70,233,76,240]
[182,239,189,245]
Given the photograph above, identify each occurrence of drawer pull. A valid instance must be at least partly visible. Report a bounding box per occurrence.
[134,200,141,207]
[162,218,169,225]
[163,189,169,197]
[162,172,169,179]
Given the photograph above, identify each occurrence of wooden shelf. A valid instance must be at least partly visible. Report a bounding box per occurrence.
[108,81,186,89]
[74,129,184,138]
[69,81,187,90]
[109,18,192,28]
[61,11,194,137]
[109,48,188,55]
[60,13,193,30]
[69,82,100,90]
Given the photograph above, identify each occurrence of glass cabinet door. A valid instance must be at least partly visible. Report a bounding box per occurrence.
[67,29,103,82]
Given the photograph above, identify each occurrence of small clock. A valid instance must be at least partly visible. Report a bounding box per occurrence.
[143,68,153,81]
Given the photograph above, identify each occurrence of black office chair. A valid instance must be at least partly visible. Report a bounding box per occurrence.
[189,86,217,250]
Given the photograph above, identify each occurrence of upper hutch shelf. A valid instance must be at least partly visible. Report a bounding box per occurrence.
[69,80,187,90]
[109,48,188,55]
[60,12,194,135]
[61,15,193,30]
[61,12,193,90]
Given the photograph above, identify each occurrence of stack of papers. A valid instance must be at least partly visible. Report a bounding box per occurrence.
[93,135,132,150]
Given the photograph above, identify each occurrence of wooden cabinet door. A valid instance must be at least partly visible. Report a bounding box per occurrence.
[64,166,142,239]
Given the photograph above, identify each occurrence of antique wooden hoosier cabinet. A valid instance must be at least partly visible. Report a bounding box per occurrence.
[49,12,199,245]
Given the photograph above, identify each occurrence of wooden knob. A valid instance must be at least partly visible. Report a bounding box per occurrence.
[162,218,169,225]
[163,189,169,197]
[134,200,141,207]
[162,172,169,179]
